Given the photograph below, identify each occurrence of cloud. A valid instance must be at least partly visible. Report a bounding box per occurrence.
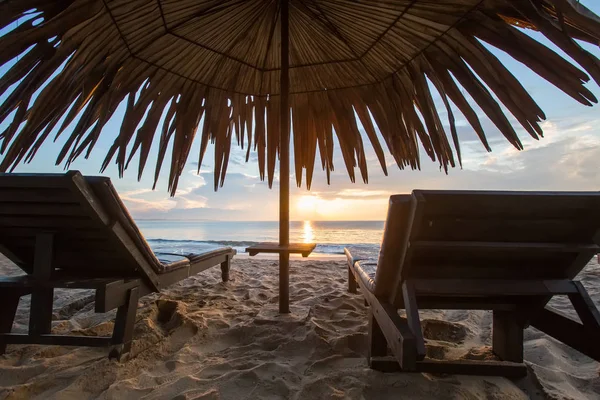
[336,189,392,198]
[129,204,256,221]
[121,188,153,197]
[121,169,210,215]
[175,196,208,209]
[187,161,209,169]
[175,170,208,195]
[120,195,176,214]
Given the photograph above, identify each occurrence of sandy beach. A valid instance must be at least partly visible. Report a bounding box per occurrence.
[0,253,598,399]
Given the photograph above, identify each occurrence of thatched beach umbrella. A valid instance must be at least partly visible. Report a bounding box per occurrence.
[1,0,599,312]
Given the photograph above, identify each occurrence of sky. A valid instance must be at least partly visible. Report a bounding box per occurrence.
[1,1,600,221]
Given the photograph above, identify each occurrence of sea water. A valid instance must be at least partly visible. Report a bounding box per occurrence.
[137,220,384,258]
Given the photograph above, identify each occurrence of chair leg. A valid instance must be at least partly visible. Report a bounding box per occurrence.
[492,310,524,362]
[0,290,21,354]
[348,266,357,293]
[569,281,600,329]
[402,281,426,361]
[368,309,388,365]
[30,233,54,336]
[367,294,418,371]
[109,287,139,361]
[29,288,54,336]
[220,257,230,282]
[530,306,600,361]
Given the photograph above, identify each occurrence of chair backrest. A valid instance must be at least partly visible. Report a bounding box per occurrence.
[373,194,413,298]
[373,190,600,304]
[0,171,162,289]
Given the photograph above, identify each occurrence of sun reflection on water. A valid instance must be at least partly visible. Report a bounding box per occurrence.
[303,220,314,243]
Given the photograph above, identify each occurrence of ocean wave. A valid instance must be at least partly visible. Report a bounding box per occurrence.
[148,238,261,247]
[147,238,379,257]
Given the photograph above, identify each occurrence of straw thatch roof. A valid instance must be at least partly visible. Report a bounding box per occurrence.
[0,1,599,194]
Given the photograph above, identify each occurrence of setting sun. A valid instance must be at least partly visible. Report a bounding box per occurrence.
[296,195,319,214]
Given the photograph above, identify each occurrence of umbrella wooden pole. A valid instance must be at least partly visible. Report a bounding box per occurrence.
[279,0,290,314]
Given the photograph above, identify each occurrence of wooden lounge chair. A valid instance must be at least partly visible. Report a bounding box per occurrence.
[0,171,236,359]
[345,190,600,377]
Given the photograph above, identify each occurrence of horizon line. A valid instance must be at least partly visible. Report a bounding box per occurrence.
[134,218,386,222]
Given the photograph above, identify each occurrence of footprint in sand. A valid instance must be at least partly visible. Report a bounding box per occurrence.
[421,319,468,343]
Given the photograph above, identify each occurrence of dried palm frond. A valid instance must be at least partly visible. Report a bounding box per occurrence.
[0,0,598,194]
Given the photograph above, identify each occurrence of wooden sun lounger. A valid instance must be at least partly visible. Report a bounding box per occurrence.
[345,190,600,377]
[0,171,236,359]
